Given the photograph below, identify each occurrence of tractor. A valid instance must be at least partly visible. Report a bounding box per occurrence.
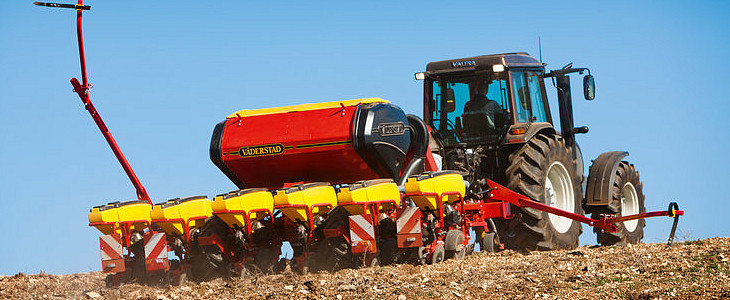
[416,52,645,249]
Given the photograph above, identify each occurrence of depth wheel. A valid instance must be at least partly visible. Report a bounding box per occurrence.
[429,244,445,264]
[593,162,646,245]
[369,256,380,268]
[480,231,499,253]
[444,230,466,260]
[504,133,583,250]
[411,247,426,265]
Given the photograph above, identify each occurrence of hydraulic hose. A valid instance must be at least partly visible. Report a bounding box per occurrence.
[398,115,430,186]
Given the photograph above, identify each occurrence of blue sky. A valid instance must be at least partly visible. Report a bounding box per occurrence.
[1,1,728,275]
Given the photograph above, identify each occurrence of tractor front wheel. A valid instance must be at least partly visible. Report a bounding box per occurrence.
[593,162,646,245]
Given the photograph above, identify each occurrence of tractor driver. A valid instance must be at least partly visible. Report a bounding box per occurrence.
[463,80,504,130]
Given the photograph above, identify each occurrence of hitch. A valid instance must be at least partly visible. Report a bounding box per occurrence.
[485,180,684,241]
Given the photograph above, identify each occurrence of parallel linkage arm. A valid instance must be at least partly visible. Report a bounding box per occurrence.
[34,1,152,204]
[484,179,684,243]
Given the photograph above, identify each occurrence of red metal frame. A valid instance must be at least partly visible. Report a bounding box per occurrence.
[150,215,211,244]
[88,220,150,248]
[273,203,333,230]
[404,191,472,254]
[270,202,334,272]
[483,179,684,233]
[61,0,151,204]
[400,179,684,262]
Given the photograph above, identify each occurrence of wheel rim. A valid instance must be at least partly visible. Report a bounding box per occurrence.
[621,182,640,232]
[544,161,575,233]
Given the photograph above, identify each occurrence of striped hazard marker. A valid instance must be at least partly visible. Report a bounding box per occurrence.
[99,234,125,273]
[143,232,169,272]
[348,214,376,254]
[396,206,423,248]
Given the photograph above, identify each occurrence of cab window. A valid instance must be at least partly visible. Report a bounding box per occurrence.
[511,70,548,123]
[430,74,510,145]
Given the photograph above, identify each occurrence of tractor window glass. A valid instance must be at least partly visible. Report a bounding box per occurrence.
[430,74,510,145]
[526,72,547,122]
[511,72,531,123]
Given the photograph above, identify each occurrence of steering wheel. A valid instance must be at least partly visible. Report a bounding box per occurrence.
[444,118,464,141]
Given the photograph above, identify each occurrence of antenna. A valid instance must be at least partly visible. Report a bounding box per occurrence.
[538,36,542,63]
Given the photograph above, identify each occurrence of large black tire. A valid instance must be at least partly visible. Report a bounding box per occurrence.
[504,133,583,250]
[191,216,233,281]
[593,162,646,246]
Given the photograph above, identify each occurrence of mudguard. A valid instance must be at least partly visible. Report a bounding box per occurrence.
[584,151,629,209]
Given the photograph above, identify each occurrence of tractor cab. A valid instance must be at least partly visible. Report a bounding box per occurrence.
[418,53,551,148]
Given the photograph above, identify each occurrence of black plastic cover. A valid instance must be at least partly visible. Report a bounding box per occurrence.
[282,182,331,194]
[352,103,411,181]
[346,179,395,191]
[412,170,462,181]
[210,120,245,189]
[217,188,269,200]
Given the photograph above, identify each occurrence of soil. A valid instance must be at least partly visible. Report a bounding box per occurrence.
[1,238,728,299]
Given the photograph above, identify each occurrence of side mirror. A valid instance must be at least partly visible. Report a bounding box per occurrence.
[443,88,456,113]
[583,75,595,100]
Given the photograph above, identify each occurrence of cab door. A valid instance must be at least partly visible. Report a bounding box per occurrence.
[509,69,551,125]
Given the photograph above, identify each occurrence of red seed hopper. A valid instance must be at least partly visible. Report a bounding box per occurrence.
[209,98,430,189]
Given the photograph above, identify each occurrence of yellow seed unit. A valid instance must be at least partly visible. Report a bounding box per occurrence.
[274,182,337,223]
[150,196,213,236]
[212,188,274,228]
[88,200,152,235]
[337,179,401,215]
[404,171,466,211]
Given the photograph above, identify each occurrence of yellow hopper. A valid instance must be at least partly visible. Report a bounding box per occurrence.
[337,179,401,215]
[404,171,466,211]
[274,182,337,224]
[150,196,213,236]
[88,200,152,236]
[212,188,274,229]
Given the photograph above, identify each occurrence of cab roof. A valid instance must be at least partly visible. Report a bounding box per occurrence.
[425,52,543,75]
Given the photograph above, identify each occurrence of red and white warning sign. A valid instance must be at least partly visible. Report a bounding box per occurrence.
[396,206,422,248]
[99,233,124,273]
[143,232,169,272]
[348,214,376,254]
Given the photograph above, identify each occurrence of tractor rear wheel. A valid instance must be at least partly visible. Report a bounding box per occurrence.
[593,162,646,245]
[504,133,583,250]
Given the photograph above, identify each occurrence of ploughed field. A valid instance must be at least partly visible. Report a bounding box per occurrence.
[1,238,728,299]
